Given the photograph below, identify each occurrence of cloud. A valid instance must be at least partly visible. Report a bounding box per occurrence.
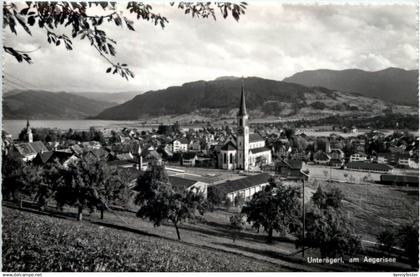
[3,3,417,93]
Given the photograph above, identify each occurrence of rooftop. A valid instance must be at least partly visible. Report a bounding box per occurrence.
[347,162,392,172]
[249,133,264,143]
[169,176,198,193]
[250,147,271,154]
[214,173,272,195]
[221,141,237,151]
[14,141,48,157]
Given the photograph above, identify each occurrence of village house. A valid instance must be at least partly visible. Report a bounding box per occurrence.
[168,176,208,197]
[140,147,162,171]
[13,141,49,162]
[188,139,202,152]
[329,148,345,166]
[81,141,102,150]
[181,152,198,167]
[313,150,330,165]
[33,150,78,168]
[276,159,308,180]
[349,152,368,162]
[172,138,189,153]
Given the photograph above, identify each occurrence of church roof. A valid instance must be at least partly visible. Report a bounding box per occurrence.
[249,133,264,143]
[237,85,247,116]
[250,147,271,154]
[221,141,237,151]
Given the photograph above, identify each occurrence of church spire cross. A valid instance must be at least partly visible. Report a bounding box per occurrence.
[237,78,247,116]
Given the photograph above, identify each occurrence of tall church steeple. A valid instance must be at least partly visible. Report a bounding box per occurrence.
[26,119,33,143]
[237,84,247,117]
[237,79,249,171]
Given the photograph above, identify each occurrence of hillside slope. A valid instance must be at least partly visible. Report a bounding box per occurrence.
[93,76,405,121]
[3,90,115,119]
[283,68,418,106]
[2,206,284,272]
[72,91,140,104]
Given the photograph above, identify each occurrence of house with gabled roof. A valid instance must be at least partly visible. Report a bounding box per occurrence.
[33,150,78,168]
[13,141,48,162]
[169,176,208,197]
[172,138,189,153]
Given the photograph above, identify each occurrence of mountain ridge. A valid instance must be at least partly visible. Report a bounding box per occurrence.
[92,75,413,121]
[3,90,116,119]
[283,67,418,106]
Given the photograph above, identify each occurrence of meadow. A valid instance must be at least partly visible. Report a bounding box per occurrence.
[310,181,419,241]
[2,206,285,272]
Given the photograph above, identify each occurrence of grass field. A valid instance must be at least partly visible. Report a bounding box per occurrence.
[2,206,285,272]
[3,199,415,272]
[309,181,419,241]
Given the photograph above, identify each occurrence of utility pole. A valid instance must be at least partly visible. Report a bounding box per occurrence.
[302,178,305,258]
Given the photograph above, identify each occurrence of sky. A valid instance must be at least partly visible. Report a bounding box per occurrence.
[3,2,418,93]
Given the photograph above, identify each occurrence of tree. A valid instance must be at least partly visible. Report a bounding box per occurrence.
[55,158,108,221]
[241,181,301,243]
[4,2,247,79]
[397,222,419,269]
[296,186,361,258]
[207,186,225,210]
[225,197,233,211]
[34,161,64,210]
[2,154,42,208]
[283,127,295,139]
[134,164,207,240]
[234,193,245,207]
[2,153,25,201]
[230,213,245,243]
[311,186,344,210]
[95,167,131,219]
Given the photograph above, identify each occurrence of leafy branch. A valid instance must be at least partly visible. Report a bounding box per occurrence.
[3,2,248,80]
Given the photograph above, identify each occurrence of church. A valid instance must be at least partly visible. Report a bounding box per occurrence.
[218,86,272,171]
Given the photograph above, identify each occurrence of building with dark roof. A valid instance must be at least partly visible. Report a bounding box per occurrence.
[313,151,330,165]
[140,148,162,171]
[346,161,392,173]
[169,176,208,197]
[14,141,48,162]
[379,174,418,186]
[181,152,198,167]
[276,159,308,180]
[213,173,272,202]
[33,150,77,168]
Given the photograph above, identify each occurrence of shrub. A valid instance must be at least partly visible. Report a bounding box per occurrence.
[377,229,397,254]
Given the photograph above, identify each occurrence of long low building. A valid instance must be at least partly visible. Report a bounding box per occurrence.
[379,175,419,187]
[212,173,273,202]
[346,161,392,173]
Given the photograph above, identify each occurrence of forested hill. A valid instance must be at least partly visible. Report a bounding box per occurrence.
[93,77,340,120]
[283,67,418,106]
[3,90,115,119]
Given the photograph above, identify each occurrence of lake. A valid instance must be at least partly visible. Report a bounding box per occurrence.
[2,120,156,138]
[3,119,418,140]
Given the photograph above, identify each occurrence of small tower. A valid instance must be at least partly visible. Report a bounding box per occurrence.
[26,119,33,143]
[236,80,249,170]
